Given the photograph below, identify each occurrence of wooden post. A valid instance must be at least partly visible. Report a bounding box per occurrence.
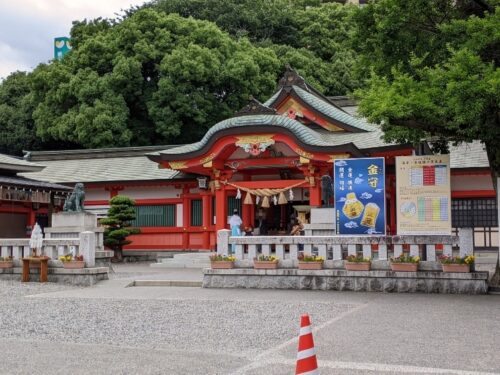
[201,194,211,250]
[182,186,190,250]
[40,258,48,283]
[309,184,321,207]
[215,186,227,232]
[22,258,30,282]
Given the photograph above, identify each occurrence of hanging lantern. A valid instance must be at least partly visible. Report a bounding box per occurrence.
[244,192,253,205]
[289,189,294,201]
[272,195,278,205]
[278,191,288,205]
[236,188,241,199]
[261,196,270,208]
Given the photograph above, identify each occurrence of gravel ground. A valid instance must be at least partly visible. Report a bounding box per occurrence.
[0,275,499,375]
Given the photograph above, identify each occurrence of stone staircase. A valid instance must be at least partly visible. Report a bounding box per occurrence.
[150,252,213,269]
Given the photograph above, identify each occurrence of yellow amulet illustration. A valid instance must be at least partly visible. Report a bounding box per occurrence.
[342,192,364,219]
[361,203,380,228]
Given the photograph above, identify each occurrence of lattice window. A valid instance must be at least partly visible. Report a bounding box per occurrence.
[132,205,175,227]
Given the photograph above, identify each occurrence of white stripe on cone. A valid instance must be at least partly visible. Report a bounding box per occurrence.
[299,326,312,336]
[297,347,317,360]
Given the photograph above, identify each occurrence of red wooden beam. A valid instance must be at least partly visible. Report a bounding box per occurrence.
[451,190,496,198]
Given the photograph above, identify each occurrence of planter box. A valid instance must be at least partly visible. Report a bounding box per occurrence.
[0,261,13,269]
[211,261,234,269]
[345,262,371,271]
[254,261,279,270]
[442,264,470,273]
[62,261,85,269]
[390,263,418,272]
[298,262,323,270]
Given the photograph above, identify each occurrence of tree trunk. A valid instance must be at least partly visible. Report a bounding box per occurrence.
[489,176,500,287]
[112,247,124,263]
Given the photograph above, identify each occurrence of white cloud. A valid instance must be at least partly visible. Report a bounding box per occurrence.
[0,0,147,78]
[360,192,372,200]
[344,221,358,229]
[335,160,347,167]
[354,177,364,184]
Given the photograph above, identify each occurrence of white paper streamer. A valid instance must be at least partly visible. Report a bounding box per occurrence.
[289,189,294,201]
[236,188,241,199]
[272,195,278,205]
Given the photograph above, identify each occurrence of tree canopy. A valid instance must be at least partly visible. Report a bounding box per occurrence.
[30,10,283,148]
[353,0,500,177]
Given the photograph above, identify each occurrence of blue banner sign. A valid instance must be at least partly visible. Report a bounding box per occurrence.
[334,157,386,235]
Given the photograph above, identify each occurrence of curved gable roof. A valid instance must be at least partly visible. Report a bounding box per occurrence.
[148,114,394,162]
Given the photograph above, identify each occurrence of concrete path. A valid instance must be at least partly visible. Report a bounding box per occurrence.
[1,263,499,375]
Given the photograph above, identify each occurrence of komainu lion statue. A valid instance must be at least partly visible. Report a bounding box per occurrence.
[63,183,85,212]
[321,175,334,207]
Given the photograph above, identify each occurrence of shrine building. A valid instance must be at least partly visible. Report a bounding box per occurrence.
[20,68,497,253]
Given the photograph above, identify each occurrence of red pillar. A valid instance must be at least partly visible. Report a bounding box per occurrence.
[242,202,251,229]
[201,193,211,250]
[215,186,227,232]
[309,183,321,207]
[182,186,190,250]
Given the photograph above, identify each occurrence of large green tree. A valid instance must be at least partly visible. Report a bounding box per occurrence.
[353,0,499,176]
[147,0,360,96]
[0,72,37,155]
[353,0,500,283]
[29,9,282,148]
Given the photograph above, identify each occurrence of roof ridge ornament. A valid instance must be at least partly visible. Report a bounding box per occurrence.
[278,65,309,91]
[234,97,277,117]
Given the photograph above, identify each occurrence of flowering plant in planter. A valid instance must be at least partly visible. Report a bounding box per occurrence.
[390,254,420,272]
[209,254,236,262]
[345,255,371,271]
[0,256,14,269]
[298,254,324,270]
[209,254,236,269]
[299,254,324,262]
[58,254,85,269]
[256,255,278,262]
[439,255,474,273]
[253,255,279,269]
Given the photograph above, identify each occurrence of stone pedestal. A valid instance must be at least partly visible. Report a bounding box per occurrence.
[51,212,97,228]
[303,208,335,236]
[45,212,104,265]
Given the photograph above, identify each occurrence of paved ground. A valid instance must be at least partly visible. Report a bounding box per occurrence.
[0,263,499,375]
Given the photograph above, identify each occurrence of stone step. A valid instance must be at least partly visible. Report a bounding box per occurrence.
[151,262,209,269]
[488,286,500,295]
[127,280,202,287]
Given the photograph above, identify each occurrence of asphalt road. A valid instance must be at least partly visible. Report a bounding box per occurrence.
[0,267,499,375]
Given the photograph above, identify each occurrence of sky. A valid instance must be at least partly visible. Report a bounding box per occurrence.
[0,0,147,79]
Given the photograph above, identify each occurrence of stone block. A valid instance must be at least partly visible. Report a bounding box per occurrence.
[51,212,97,229]
[217,229,230,255]
[458,228,473,256]
[310,208,335,224]
[79,231,96,268]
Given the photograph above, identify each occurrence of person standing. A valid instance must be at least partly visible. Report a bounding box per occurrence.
[229,209,242,254]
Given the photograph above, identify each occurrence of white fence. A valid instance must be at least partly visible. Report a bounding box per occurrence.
[217,230,464,266]
[0,231,96,267]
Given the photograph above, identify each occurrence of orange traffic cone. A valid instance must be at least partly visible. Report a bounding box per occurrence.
[295,314,319,374]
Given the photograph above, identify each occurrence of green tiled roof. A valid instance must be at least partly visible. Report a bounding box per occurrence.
[0,153,44,173]
[20,155,180,184]
[292,86,376,132]
[152,114,389,158]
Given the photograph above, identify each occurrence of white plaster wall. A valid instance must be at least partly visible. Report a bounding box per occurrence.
[85,188,109,201]
[176,203,183,227]
[451,175,493,191]
[121,186,181,199]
